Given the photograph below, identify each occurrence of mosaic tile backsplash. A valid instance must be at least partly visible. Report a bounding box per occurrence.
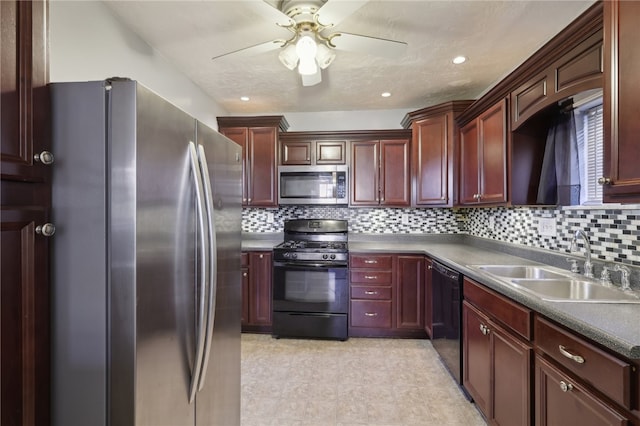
[243,205,640,266]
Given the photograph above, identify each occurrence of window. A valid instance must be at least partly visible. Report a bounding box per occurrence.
[575,98,603,205]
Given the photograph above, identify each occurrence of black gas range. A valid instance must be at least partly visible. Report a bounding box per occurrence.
[272,219,349,340]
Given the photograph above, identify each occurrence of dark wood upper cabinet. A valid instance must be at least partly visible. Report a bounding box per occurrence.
[280,139,346,165]
[603,0,640,203]
[351,138,410,207]
[459,99,507,206]
[403,101,473,207]
[1,1,51,425]
[218,116,288,207]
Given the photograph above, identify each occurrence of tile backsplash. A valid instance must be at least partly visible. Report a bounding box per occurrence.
[243,205,640,266]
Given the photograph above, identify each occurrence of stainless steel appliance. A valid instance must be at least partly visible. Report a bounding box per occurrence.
[430,261,467,393]
[278,165,348,205]
[272,219,349,340]
[50,79,242,425]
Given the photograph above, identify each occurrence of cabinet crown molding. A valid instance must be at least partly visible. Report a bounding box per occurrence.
[217,115,289,132]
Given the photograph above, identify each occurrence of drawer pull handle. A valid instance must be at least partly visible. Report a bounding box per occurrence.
[364,291,378,295]
[364,260,378,264]
[559,381,574,392]
[364,312,378,317]
[559,345,585,364]
[479,324,490,336]
[364,275,378,280]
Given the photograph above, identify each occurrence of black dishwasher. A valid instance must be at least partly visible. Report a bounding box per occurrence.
[430,261,464,385]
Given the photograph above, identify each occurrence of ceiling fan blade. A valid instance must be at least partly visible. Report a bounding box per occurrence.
[315,0,369,27]
[212,39,284,61]
[301,69,322,87]
[257,1,295,27]
[330,32,407,59]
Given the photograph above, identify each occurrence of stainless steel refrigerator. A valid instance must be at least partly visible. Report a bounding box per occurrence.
[50,79,242,425]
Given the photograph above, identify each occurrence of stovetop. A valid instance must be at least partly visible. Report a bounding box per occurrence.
[275,240,348,252]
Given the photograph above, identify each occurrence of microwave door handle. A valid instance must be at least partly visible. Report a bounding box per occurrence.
[333,171,337,198]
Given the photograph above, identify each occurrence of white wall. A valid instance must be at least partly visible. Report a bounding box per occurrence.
[49,1,409,131]
[49,0,228,129]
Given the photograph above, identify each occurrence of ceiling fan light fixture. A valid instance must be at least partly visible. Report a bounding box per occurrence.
[278,44,299,70]
[298,57,318,75]
[315,43,336,69]
[295,35,318,60]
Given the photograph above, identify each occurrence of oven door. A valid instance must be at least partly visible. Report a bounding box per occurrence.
[272,261,348,314]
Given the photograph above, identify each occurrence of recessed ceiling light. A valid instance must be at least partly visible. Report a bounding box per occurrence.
[240,96,250,102]
[452,56,467,65]
[381,92,391,98]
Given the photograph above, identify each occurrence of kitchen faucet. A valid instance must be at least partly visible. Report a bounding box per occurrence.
[570,229,594,278]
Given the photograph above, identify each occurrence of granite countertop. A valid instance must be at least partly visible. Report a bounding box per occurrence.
[243,232,640,359]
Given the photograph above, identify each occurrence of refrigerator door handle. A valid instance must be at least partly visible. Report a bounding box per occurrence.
[188,141,210,404]
[196,144,218,391]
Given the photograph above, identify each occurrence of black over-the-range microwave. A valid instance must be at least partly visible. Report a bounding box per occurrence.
[278,165,348,205]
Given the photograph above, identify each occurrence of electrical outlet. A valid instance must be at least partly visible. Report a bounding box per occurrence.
[266,212,274,223]
[538,217,557,237]
[401,214,409,225]
[488,216,496,231]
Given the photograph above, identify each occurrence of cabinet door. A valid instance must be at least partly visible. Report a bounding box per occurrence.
[220,127,248,205]
[281,140,311,165]
[380,139,411,206]
[413,116,449,206]
[1,2,50,425]
[492,323,532,426]
[350,140,379,205]
[316,140,346,164]
[535,355,629,426]
[247,127,278,207]
[478,100,507,204]
[462,301,491,418]
[424,259,433,337]
[603,0,640,203]
[248,252,272,326]
[396,255,424,330]
[459,121,480,205]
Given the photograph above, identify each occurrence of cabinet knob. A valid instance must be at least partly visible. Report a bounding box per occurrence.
[427,265,432,270]
[242,272,247,277]
[559,381,573,392]
[248,198,252,203]
[34,151,54,165]
[35,223,56,237]
[259,254,264,259]
[479,324,490,335]
[597,176,611,185]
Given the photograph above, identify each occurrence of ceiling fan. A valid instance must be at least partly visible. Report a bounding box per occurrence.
[212,0,408,87]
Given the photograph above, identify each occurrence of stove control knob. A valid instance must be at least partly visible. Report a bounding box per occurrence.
[292,253,297,259]
[283,252,290,258]
[330,254,336,260]
[322,254,329,260]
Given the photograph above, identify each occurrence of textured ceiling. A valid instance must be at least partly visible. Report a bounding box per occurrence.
[103,0,596,114]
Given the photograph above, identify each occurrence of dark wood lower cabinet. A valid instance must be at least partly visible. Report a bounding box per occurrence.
[241,251,272,332]
[535,354,630,426]
[463,294,532,425]
[396,255,424,330]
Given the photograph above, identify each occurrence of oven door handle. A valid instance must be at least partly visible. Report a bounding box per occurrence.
[273,261,347,269]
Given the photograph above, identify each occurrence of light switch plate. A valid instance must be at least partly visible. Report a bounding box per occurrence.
[401,214,409,225]
[266,212,274,223]
[538,217,557,237]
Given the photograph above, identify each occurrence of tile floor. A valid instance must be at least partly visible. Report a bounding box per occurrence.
[241,334,487,426]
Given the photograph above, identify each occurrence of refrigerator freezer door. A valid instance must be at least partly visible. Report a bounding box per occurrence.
[194,122,242,425]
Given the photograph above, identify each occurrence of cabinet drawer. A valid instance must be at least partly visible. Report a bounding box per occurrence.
[350,270,392,285]
[535,316,632,409]
[351,285,392,300]
[350,254,393,269]
[464,278,532,340]
[351,300,392,328]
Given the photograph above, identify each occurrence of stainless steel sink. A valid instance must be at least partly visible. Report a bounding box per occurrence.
[510,279,640,303]
[475,265,568,280]
[469,264,640,304]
